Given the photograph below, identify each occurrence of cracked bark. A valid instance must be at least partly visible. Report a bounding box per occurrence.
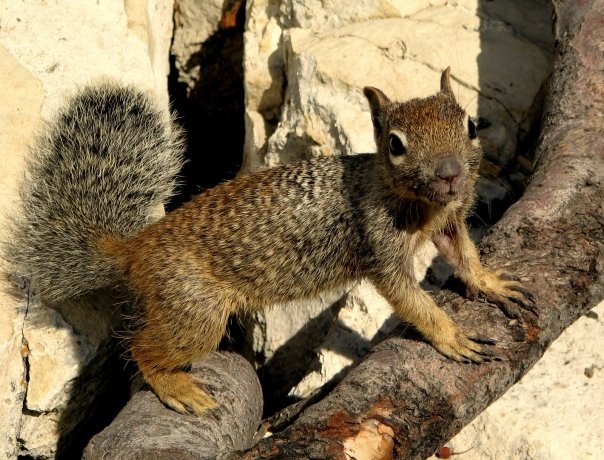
[235,1,604,458]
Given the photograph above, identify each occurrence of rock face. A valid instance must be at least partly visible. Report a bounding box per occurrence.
[0,46,43,460]
[172,0,226,95]
[0,1,174,458]
[240,0,554,414]
[169,0,246,205]
[243,0,552,171]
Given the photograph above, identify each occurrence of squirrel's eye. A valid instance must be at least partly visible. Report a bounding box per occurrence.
[389,134,406,156]
[467,117,477,140]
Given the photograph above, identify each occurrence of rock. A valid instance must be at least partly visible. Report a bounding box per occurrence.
[244,1,552,170]
[251,287,352,414]
[288,281,397,400]
[280,0,399,29]
[0,1,174,457]
[172,0,225,95]
[0,0,173,116]
[169,0,246,204]
[290,243,440,400]
[252,243,444,414]
[265,11,551,167]
[0,45,43,460]
[242,0,403,172]
[477,0,554,52]
[23,304,96,412]
[241,0,284,172]
[431,300,604,459]
[17,412,61,460]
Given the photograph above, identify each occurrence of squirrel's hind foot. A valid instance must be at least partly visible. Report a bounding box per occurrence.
[146,369,217,415]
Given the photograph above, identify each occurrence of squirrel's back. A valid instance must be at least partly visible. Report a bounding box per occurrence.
[3,83,184,301]
[112,154,377,305]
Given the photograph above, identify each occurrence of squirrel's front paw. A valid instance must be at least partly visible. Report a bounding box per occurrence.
[467,269,537,320]
[431,324,498,364]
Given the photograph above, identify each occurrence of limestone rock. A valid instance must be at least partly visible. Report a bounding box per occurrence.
[0,0,173,116]
[290,243,440,400]
[264,10,551,167]
[172,0,224,95]
[244,1,552,172]
[242,0,402,171]
[17,412,62,460]
[241,0,284,172]
[251,287,352,413]
[280,0,400,30]
[0,1,174,457]
[0,45,43,460]
[24,304,96,412]
[288,281,397,400]
[243,0,283,111]
[169,0,246,202]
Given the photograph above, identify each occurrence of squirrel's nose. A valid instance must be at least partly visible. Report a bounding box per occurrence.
[435,157,462,183]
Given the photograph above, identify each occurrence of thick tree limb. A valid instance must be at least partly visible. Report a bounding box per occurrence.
[83,352,262,459]
[237,1,604,458]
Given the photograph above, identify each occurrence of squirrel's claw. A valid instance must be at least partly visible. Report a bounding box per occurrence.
[508,285,538,313]
[467,334,502,362]
[469,269,538,320]
[467,334,498,346]
[432,326,499,364]
[485,294,524,319]
[482,289,538,321]
[146,370,217,416]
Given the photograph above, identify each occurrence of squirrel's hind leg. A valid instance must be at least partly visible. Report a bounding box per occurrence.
[129,293,235,415]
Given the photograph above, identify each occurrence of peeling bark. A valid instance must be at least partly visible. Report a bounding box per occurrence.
[236,1,604,458]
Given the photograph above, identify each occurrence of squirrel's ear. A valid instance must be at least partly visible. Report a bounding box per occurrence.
[440,67,455,99]
[363,86,391,136]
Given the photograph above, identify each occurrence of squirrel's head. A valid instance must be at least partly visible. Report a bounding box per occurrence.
[364,67,481,206]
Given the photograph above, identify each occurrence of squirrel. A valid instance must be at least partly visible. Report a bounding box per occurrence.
[4,68,533,415]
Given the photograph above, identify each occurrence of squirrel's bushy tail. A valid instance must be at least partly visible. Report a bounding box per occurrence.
[3,82,184,302]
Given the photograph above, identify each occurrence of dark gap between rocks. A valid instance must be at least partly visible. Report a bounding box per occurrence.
[167,0,246,210]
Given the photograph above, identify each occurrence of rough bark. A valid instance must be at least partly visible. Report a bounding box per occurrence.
[236,1,604,458]
[83,352,262,460]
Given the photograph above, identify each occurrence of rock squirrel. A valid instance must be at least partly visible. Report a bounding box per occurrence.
[4,68,533,415]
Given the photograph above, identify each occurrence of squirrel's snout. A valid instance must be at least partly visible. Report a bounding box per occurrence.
[435,157,462,183]
[431,156,465,203]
